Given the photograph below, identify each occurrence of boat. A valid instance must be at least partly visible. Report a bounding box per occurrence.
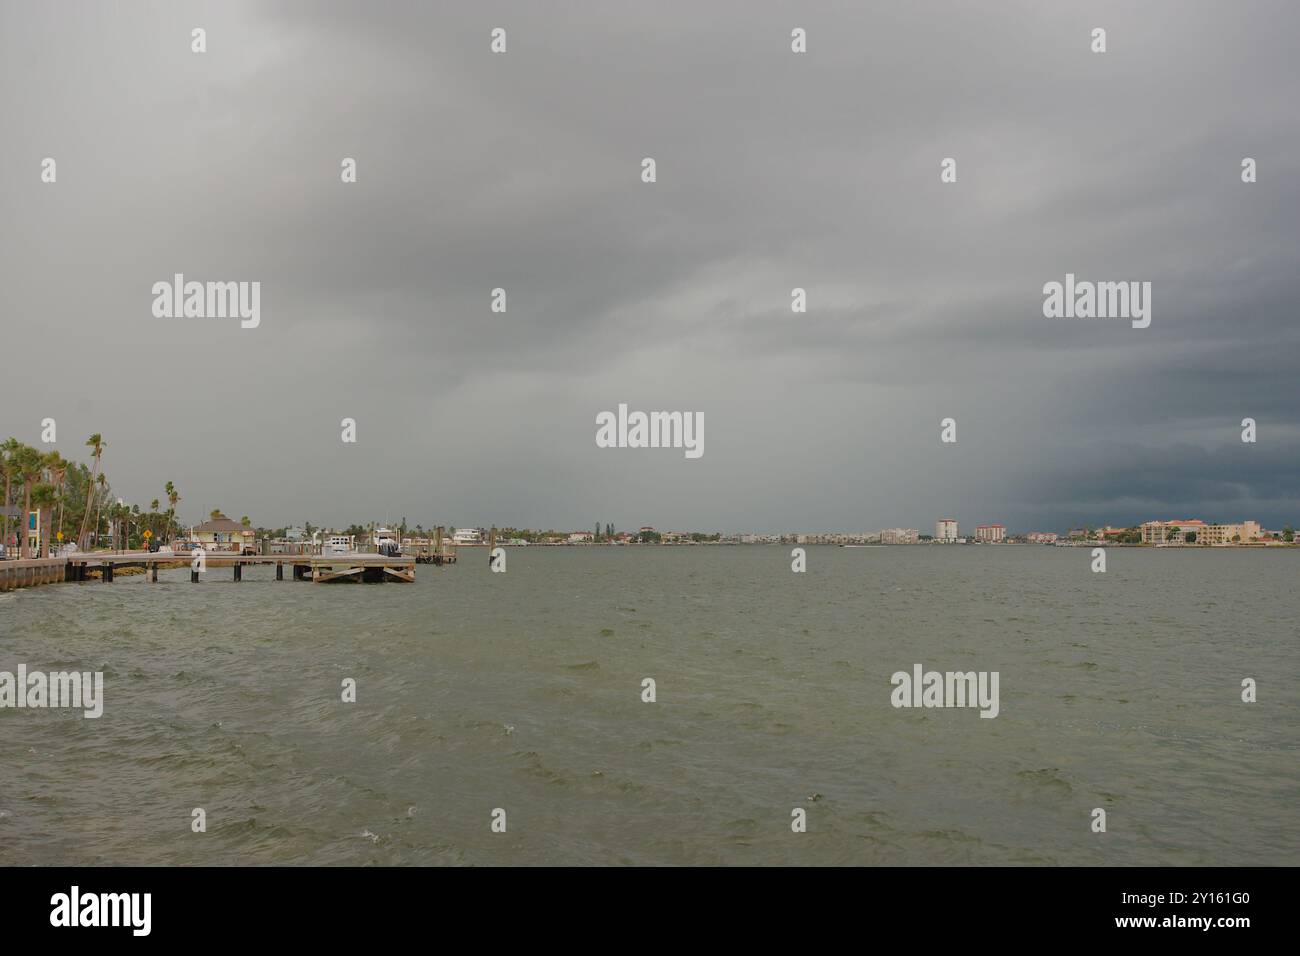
[452,528,483,546]
[323,534,354,556]
[371,527,402,556]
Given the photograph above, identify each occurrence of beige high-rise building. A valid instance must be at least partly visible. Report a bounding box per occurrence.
[935,519,958,542]
[975,524,1006,543]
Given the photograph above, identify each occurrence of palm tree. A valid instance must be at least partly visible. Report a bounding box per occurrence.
[92,472,108,550]
[0,437,20,553]
[32,483,58,557]
[165,481,180,542]
[14,445,43,559]
[240,515,250,527]
[44,452,69,546]
[76,434,105,549]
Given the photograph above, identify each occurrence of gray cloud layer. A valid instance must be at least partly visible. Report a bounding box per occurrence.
[2,1,1297,532]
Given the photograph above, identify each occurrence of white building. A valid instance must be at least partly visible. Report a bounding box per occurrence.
[975,524,1006,543]
[880,528,919,545]
[935,518,958,542]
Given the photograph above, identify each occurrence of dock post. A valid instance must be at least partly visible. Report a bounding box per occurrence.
[276,562,283,581]
[103,563,113,583]
[488,526,497,564]
[150,563,157,583]
[191,568,199,583]
[234,563,242,582]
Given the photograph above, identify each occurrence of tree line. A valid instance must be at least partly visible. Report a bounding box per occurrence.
[0,435,182,558]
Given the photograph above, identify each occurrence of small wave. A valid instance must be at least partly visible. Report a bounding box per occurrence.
[1015,768,1073,792]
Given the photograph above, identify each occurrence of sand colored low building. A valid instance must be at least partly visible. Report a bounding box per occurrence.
[1140,520,1205,544]
[1197,521,1261,545]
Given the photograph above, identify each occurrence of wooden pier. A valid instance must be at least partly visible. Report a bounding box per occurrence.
[0,552,416,591]
[411,525,458,565]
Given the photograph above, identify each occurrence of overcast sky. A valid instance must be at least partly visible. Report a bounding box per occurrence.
[2,1,1297,533]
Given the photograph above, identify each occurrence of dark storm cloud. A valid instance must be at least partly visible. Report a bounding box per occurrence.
[1,0,1296,532]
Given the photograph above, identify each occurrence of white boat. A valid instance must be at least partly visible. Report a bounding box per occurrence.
[453,528,482,545]
[324,534,355,556]
[370,526,404,556]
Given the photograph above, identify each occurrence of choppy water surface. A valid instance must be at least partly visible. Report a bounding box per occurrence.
[1,546,1296,865]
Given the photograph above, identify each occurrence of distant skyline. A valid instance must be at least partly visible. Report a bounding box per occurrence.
[3,1,1297,533]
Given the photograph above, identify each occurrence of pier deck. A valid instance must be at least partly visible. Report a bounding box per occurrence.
[1,552,417,590]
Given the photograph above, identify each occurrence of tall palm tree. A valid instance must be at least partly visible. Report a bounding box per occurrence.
[92,472,108,550]
[0,437,20,553]
[32,483,58,557]
[14,445,43,559]
[77,434,105,549]
[164,481,180,542]
[45,452,69,547]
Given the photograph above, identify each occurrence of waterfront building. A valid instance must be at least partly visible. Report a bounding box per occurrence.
[935,518,958,542]
[1197,521,1262,545]
[189,514,257,554]
[1027,532,1058,544]
[1140,519,1205,544]
[880,528,919,544]
[974,524,1006,543]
